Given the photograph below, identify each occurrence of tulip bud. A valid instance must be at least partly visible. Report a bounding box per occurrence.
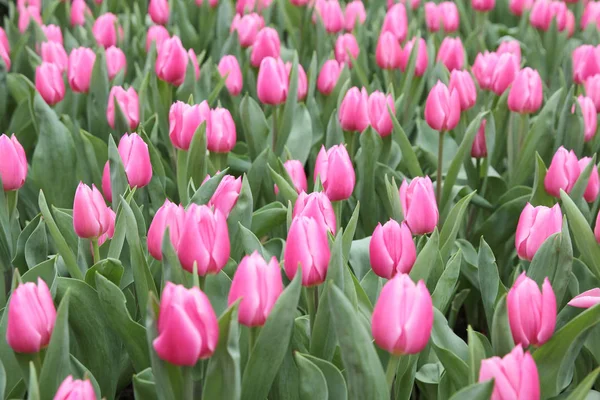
[549,1,569,32]
[544,147,580,198]
[149,0,170,25]
[472,51,499,90]
[257,57,288,105]
[206,108,236,153]
[344,1,366,31]
[40,41,68,73]
[228,252,284,326]
[339,87,369,132]
[425,2,441,32]
[479,345,540,400]
[92,13,122,48]
[490,53,519,95]
[382,3,408,42]
[314,0,345,33]
[471,119,488,158]
[0,27,10,56]
[285,62,308,101]
[472,0,495,12]
[278,160,308,194]
[440,2,460,31]
[153,282,218,365]
[41,24,63,44]
[368,91,395,137]
[218,55,243,96]
[507,273,556,347]
[147,200,186,260]
[73,182,111,239]
[231,13,264,48]
[515,203,562,260]
[54,376,96,400]
[508,68,543,114]
[509,0,533,16]
[18,6,42,33]
[568,288,600,308]
[71,0,90,27]
[107,86,139,130]
[35,62,65,106]
[498,40,522,65]
[284,216,331,286]
[317,59,342,95]
[582,2,600,31]
[376,31,402,70]
[399,176,439,235]
[208,174,242,217]
[177,204,230,275]
[529,0,551,30]
[448,69,477,111]
[146,25,170,52]
[372,274,433,354]
[334,33,359,66]
[424,81,461,132]
[68,47,96,93]
[579,157,600,203]
[0,134,27,191]
[584,74,600,112]
[250,27,280,68]
[370,221,416,279]
[106,46,127,80]
[400,37,428,77]
[119,133,153,188]
[169,101,210,150]
[155,36,188,86]
[572,45,600,85]
[314,145,356,201]
[575,95,598,143]
[293,191,336,233]
[97,208,116,247]
[437,37,464,72]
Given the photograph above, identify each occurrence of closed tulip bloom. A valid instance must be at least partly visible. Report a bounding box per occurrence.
[376,31,402,70]
[146,25,170,52]
[437,37,464,72]
[97,208,116,247]
[572,45,600,85]
[544,147,579,198]
[515,203,562,260]
[285,62,308,101]
[399,176,439,234]
[314,0,345,33]
[156,36,188,86]
[579,157,600,203]
[507,273,556,347]
[68,47,96,93]
[440,2,460,32]
[206,108,236,153]
[0,135,27,191]
[314,145,356,201]
[293,191,336,233]
[569,288,600,308]
[93,13,122,48]
[471,119,488,158]
[71,0,90,26]
[549,1,568,32]
[529,0,551,30]
[472,51,499,90]
[497,40,522,65]
[169,101,210,150]
[344,1,366,31]
[425,2,440,31]
[0,27,9,55]
[208,174,242,217]
[6,278,56,354]
[228,252,284,326]
[370,221,416,279]
[291,0,311,6]
[424,81,460,131]
[508,68,543,114]
[509,0,533,16]
[368,91,395,137]
[448,70,477,111]
[339,87,369,132]
[119,133,153,188]
[147,200,186,260]
[54,376,96,400]
[472,0,495,12]
[73,182,111,239]
[218,55,243,96]
[153,282,218,365]
[177,204,230,275]
[284,216,330,286]
[582,2,600,30]
[584,75,600,112]
[149,0,170,25]
[400,38,428,77]
[372,274,433,354]
[35,62,65,106]
[107,86,139,130]
[41,24,63,44]
[576,95,598,142]
[382,3,408,42]
[40,41,68,73]
[490,53,519,95]
[250,27,280,68]
[106,46,127,80]
[479,345,540,400]
[231,13,264,48]
[257,57,288,105]
[188,49,200,81]
[335,33,359,66]
[279,160,308,194]
[18,6,42,33]
[317,59,342,95]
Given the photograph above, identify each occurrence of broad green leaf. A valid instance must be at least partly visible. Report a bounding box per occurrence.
[491,295,515,357]
[448,380,494,400]
[439,191,475,261]
[297,353,348,400]
[431,309,469,389]
[295,353,328,400]
[564,367,600,400]
[478,238,503,330]
[84,258,124,289]
[410,229,442,286]
[431,251,461,313]
[468,326,488,385]
[133,368,158,400]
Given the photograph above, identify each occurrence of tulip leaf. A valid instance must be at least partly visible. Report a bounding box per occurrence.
[251,202,288,238]
[108,135,129,211]
[357,127,383,232]
[529,153,555,207]
[285,104,313,165]
[570,154,597,204]
[410,229,442,287]
[342,202,360,259]
[269,163,298,205]
[475,194,530,249]
[478,238,504,330]
[185,121,207,190]
[275,53,299,157]
[310,282,336,361]
[297,353,348,400]
[204,271,232,317]
[86,48,110,142]
[227,174,253,253]
[564,367,600,400]
[294,353,328,400]
[431,309,469,389]
[27,362,39,400]
[189,169,229,205]
[0,357,5,399]
[23,218,47,269]
[133,368,158,400]
[431,251,461,313]
[84,258,124,289]
[467,327,490,385]
[448,380,494,400]
[491,295,515,357]
[327,230,358,308]
[383,175,403,223]
[439,191,475,261]
[239,95,269,161]
[388,105,423,178]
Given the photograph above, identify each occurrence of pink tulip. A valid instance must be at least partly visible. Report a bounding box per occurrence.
[54,376,96,400]
[18,6,42,33]
[147,200,186,260]
[472,0,495,12]
[177,204,230,275]
[230,13,264,48]
[291,0,311,6]
[490,53,520,95]
[73,182,111,239]
[448,69,477,111]
[368,91,395,137]
[285,62,308,101]
[388,0,420,10]
[0,27,9,55]
[544,147,579,198]
[400,38,428,77]
[424,81,460,132]
[119,133,153,188]
[169,101,211,150]
[93,13,122,48]
[372,273,433,354]
[549,1,569,32]
[515,203,562,260]
[187,49,200,81]
[106,46,127,80]
[572,45,600,85]
[228,251,283,326]
[0,135,27,191]
[40,42,68,73]
[579,157,600,203]
[376,31,402,70]
[284,216,330,286]
[206,108,236,153]
[278,160,308,194]
[344,1,366,31]
[582,2,600,31]
[334,33,359,66]
[479,345,540,400]
[208,174,242,216]
[71,0,91,26]
[218,55,243,96]
[17,0,41,8]
[41,24,63,44]
[156,36,188,86]
[507,273,556,347]
[471,119,488,158]
[425,2,441,32]
[597,211,600,244]
[293,191,336,233]
[472,51,499,90]
[153,282,218,365]
[0,44,9,71]
[439,2,460,31]
[146,25,170,52]
[235,0,273,14]
[382,3,408,42]
[437,37,464,72]
[399,176,439,235]
[107,86,139,130]
[569,288,600,308]
[529,0,551,30]
[317,59,343,95]
[584,74,600,112]
[314,145,356,201]
[370,221,416,279]
[575,95,598,143]
[35,62,65,106]
[68,47,96,93]
[196,0,219,7]
[497,40,522,65]
[339,87,369,132]
[257,57,288,105]
[509,0,533,16]
[508,68,543,114]
[314,0,345,33]
[250,27,280,68]
[149,0,170,25]
[97,208,116,247]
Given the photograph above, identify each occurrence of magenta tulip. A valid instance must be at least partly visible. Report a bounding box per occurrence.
[572,45,600,85]
[370,220,416,279]
[54,376,96,400]
[146,25,170,52]
[41,24,63,44]
[218,55,243,96]
[147,200,186,260]
[582,2,600,30]
[425,2,441,32]
[149,0,170,25]
[314,0,345,33]
[231,13,264,48]
[119,133,152,188]
[169,101,210,150]
[569,288,600,308]
[424,81,461,132]
[584,75,600,112]
[381,3,408,42]
[208,174,242,217]
[92,13,122,48]
[106,46,127,80]
[314,145,356,201]
[0,134,27,191]
[285,62,308,101]
[293,191,336,234]
[97,208,116,247]
[278,160,308,194]
[368,91,395,136]
[399,176,439,235]
[400,38,428,77]
[472,0,495,12]
[257,57,288,105]
[376,31,402,70]
[18,6,42,33]
[339,87,369,132]
[284,216,331,286]
[509,0,533,15]
[71,0,90,26]
[317,59,343,95]
[73,182,111,239]
[334,33,359,66]
[439,2,460,31]
[68,47,96,93]
[579,157,600,203]
[437,37,465,72]
[448,69,477,111]
[544,146,579,197]
[107,86,139,130]
[35,62,65,106]
[344,0,366,31]
[575,95,598,142]
[508,68,543,114]
[497,40,522,64]
[471,119,488,158]
[472,51,499,90]
[515,203,562,260]
[156,36,188,86]
[40,41,68,73]
[490,53,520,95]
[250,27,280,68]
[206,108,236,153]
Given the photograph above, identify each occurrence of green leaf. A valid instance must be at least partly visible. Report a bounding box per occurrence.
[431,251,461,313]
[410,229,442,286]
[564,367,600,400]
[189,169,229,205]
[431,309,469,389]
[275,53,299,156]
[24,218,48,268]
[295,353,328,400]
[86,48,110,141]
[529,153,555,207]
[357,127,383,233]
[383,175,403,223]
[478,238,503,330]
[448,380,494,400]
[108,135,129,211]
[133,368,158,400]
[296,353,348,400]
[269,164,299,206]
[467,327,488,385]
[84,258,124,289]
[389,105,423,177]
[251,202,287,238]
[439,191,475,261]
[491,295,515,357]
[342,202,360,259]
[0,359,6,399]
[570,154,597,203]
[239,95,269,160]
[285,104,313,165]
[186,122,208,189]
[227,174,253,253]
[27,362,39,400]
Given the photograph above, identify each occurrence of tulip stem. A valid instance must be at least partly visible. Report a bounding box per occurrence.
[436,131,445,205]
[385,354,402,392]
[307,286,318,332]
[333,201,343,232]
[249,326,259,353]
[272,105,279,152]
[177,150,189,205]
[92,238,100,264]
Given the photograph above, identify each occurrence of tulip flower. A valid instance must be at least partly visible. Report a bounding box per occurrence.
[277,160,308,194]
[290,0,311,6]
[97,208,116,247]
[317,59,342,95]
[372,273,433,354]
[575,95,598,143]
[68,47,96,93]
[490,53,519,95]
[425,2,441,32]
[0,27,9,55]
[497,40,522,64]
[437,37,464,72]
[381,3,408,42]
[257,57,288,105]
[368,91,395,136]
[370,220,417,279]
[73,182,112,239]
[147,200,186,260]
[376,31,402,70]
[92,13,122,48]
[572,45,600,85]
[146,25,170,52]
[472,51,499,90]
[471,119,488,158]
[40,41,68,73]
[339,87,369,132]
[529,0,552,30]
[206,108,236,153]
[0,44,9,71]
[509,0,533,16]
[579,157,600,203]
[18,6,42,33]
[569,288,600,308]
[0,134,27,191]
[54,376,96,400]
[106,46,127,80]
[314,0,345,33]
[230,13,264,48]
[472,0,495,12]
[400,38,428,77]
[35,62,65,106]
[228,251,284,326]
[285,62,308,101]
[424,81,460,132]
[544,146,579,198]
[155,36,188,86]
[149,0,170,25]
[584,74,600,112]
[479,345,540,400]
[6,278,55,354]
[250,27,280,68]
[41,24,63,44]
[153,282,219,365]
[71,0,90,26]
[314,145,356,201]
[293,191,336,233]
[507,273,556,347]
[582,2,600,30]
[284,216,331,286]
[169,101,211,150]
[508,68,543,114]
[334,33,359,66]
[107,86,139,130]
[344,1,366,31]
[515,203,562,260]
[208,174,242,217]
[448,70,477,111]
[177,204,230,275]
[439,2,460,31]
[218,55,243,96]
[187,49,200,81]
[399,176,439,235]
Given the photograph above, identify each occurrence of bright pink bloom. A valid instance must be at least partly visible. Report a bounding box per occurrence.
[230,13,264,48]
[497,40,522,65]
[579,157,600,203]
[472,0,495,12]
[317,59,343,95]
[41,24,63,44]
[107,86,139,130]
[437,37,464,72]
[575,95,598,142]
[0,44,9,71]
[582,2,600,30]
[156,36,188,86]
[120,133,152,187]
[490,53,520,95]
[439,2,460,31]
[92,13,122,48]
[314,145,356,201]
[370,221,416,279]
[471,119,488,158]
[279,160,308,194]
[425,2,441,32]
[339,87,369,132]
[187,49,200,81]
[293,191,336,233]
[257,57,288,105]
[544,146,579,198]
[68,47,96,93]
[508,68,543,114]
[218,55,243,96]
[207,107,237,153]
[572,45,600,85]
[40,41,68,73]
[146,25,170,52]
[71,0,91,27]
[147,200,186,260]
[35,62,65,106]
[208,174,242,217]
[0,27,9,55]
[18,6,42,33]
[584,74,600,112]
[250,27,280,68]
[382,3,408,42]
[472,51,499,90]
[106,46,127,80]
[344,1,366,31]
[399,176,439,235]
[569,288,600,308]
[368,91,395,136]
[169,101,211,150]
[334,33,359,66]
[424,81,461,131]
[448,69,477,111]
[509,0,533,16]
[73,182,111,239]
[54,376,96,400]
[314,0,345,33]
[515,203,562,260]
[284,216,331,286]
[97,208,116,247]
[0,135,27,191]
[400,38,428,77]
[376,31,402,70]
[149,0,170,25]
[285,62,308,101]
